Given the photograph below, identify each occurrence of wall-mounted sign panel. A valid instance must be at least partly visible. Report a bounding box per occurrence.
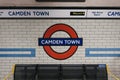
[87,10,120,18]
[0,8,120,19]
[0,9,87,18]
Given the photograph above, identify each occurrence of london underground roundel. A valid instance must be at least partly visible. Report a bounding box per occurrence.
[38,24,83,60]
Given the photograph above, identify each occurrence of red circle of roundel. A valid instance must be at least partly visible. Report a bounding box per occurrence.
[43,24,78,60]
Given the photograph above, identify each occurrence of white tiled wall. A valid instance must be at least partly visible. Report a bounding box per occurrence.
[0,19,120,80]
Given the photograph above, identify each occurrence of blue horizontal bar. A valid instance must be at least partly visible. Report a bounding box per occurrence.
[85,48,120,57]
[38,38,83,46]
[0,48,35,57]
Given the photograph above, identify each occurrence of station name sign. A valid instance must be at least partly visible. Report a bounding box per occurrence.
[0,9,120,18]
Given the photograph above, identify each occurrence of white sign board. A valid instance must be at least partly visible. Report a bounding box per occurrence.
[87,10,120,18]
[0,9,120,18]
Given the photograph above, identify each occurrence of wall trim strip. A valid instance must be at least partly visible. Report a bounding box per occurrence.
[85,48,120,57]
[0,48,35,57]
